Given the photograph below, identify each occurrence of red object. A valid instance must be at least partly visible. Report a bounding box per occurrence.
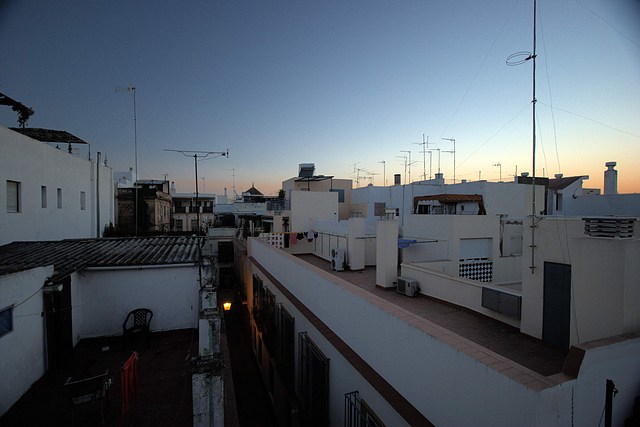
[121,351,139,415]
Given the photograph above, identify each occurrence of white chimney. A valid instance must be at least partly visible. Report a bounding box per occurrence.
[604,162,617,195]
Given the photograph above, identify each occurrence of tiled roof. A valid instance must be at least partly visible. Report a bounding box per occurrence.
[244,185,263,195]
[548,175,587,191]
[0,236,199,282]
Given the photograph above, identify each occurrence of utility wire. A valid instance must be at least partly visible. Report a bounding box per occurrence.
[439,0,520,138]
[457,102,530,168]
[537,102,640,138]
[574,0,640,49]
[537,2,561,173]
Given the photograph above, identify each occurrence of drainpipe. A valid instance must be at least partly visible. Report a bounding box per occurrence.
[96,152,101,238]
[605,379,617,427]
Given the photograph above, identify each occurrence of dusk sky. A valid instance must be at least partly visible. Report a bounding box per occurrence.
[1,0,638,196]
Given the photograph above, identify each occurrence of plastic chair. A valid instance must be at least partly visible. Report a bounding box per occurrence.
[122,308,153,351]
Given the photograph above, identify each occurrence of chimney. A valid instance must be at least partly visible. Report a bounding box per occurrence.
[604,162,617,195]
[170,181,176,194]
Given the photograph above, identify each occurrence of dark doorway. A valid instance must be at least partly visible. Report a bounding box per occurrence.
[45,277,73,371]
[218,241,234,263]
[543,262,571,349]
[219,267,235,290]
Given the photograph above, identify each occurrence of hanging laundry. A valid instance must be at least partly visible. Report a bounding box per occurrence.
[290,233,298,245]
[307,230,314,242]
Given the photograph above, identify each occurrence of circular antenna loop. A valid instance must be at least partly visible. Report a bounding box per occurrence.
[506,51,532,66]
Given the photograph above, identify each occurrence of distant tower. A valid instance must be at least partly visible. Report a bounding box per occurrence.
[604,162,617,195]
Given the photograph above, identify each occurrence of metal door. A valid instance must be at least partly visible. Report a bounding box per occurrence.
[543,262,571,349]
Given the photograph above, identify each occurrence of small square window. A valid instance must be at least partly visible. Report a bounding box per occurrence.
[80,191,86,210]
[0,306,13,338]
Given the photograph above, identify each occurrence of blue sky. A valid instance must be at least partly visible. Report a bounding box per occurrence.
[1,0,639,195]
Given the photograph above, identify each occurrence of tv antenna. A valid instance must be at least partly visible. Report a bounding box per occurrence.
[507,0,538,273]
[115,85,139,235]
[163,149,228,236]
[441,137,456,184]
[400,150,414,184]
[493,162,502,182]
[414,134,430,181]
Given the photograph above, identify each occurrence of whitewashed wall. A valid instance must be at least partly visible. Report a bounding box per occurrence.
[521,217,640,345]
[290,191,338,232]
[402,214,523,283]
[70,265,199,341]
[0,126,114,245]
[248,238,640,426]
[0,266,51,416]
[401,263,520,328]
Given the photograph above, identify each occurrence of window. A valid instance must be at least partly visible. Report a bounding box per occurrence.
[41,186,47,208]
[345,391,386,427]
[57,188,63,209]
[278,305,295,388]
[264,289,276,352]
[252,275,266,332]
[6,180,20,212]
[298,332,330,426]
[0,306,13,338]
[80,191,86,210]
[330,188,345,203]
[190,218,198,231]
[175,219,183,231]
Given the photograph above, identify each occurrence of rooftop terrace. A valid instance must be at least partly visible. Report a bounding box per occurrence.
[1,329,198,426]
[296,254,569,381]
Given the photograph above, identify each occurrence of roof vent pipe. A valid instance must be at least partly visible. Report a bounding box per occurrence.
[604,162,618,195]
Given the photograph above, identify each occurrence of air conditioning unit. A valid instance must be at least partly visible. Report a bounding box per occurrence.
[396,277,419,297]
[331,249,345,271]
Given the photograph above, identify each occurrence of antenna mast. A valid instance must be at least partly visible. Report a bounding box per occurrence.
[441,137,456,184]
[530,0,538,273]
[116,86,138,235]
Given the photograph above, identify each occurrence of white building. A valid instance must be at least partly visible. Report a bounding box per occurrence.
[242,235,640,426]
[172,192,216,232]
[0,125,114,245]
[546,163,640,217]
[234,168,640,426]
[0,236,226,424]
